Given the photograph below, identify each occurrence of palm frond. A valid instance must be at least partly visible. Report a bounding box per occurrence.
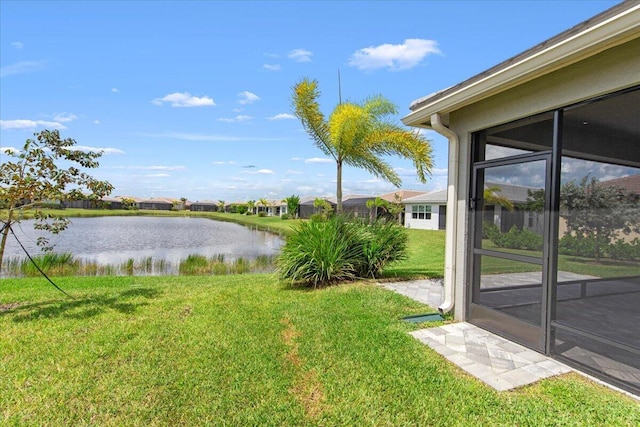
[291,78,335,159]
[345,151,401,187]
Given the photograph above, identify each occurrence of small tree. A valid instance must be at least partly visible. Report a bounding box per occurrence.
[388,193,406,225]
[282,194,300,219]
[0,130,113,270]
[366,197,390,223]
[257,198,270,215]
[217,200,226,212]
[246,200,256,215]
[313,198,333,220]
[560,176,639,261]
[121,197,138,210]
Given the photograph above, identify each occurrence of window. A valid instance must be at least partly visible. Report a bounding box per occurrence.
[411,205,432,220]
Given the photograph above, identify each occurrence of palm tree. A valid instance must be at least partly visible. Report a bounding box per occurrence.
[217,200,225,212]
[257,197,270,215]
[292,77,433,213]
[366,197,390,223]
[246,199,256,215]
[282,194,300,218]
[484,186,514,211]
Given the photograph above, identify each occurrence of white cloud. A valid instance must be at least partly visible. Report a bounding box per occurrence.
[94,120,100,124]
[212,161,236,165]
[237,91,260,105]
[305,157,333,164]
[53,112,77,122]
[11,42,23,49]
[143,173,170,178]
[151,92,215,107]
[111,88,119,93]
[267,113,295,120]
[218,115,252,123]
[263,64,281,71]
[1,61,45,77]
[288,48,313,62]
[244,169,275,175]
[286,170,303,175]
[348,38,440,71]
[75,145,125,155]
[0,119,66,130]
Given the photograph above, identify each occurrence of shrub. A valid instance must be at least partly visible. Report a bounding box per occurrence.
[309,213,326,223]
[490,225,543,251]
[356,219,408,278]
[558,234,599,258]
[277,215,408,287]
[607,238,640,261]
[257,211,267,217]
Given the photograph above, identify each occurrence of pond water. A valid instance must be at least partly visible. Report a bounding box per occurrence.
[2,216,284,274]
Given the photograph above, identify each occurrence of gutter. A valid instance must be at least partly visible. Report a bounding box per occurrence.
[430,113,458,314]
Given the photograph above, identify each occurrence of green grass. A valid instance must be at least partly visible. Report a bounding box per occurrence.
[383,229,446,278]
[481,240,640,277]
[1,275,638,425]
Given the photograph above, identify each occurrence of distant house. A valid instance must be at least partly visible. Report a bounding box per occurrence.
[62,198,99,209]
[402,189,448,230]
[265,200,288,217]
[483,182,544,234]
[298,197,335,219]
[139,197,175,211]
[340,195,375,218]
[190,200,219,212]
[378,190,426,203]
[379,189,427,223]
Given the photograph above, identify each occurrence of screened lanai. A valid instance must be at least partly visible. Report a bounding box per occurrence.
[470,87,640,394]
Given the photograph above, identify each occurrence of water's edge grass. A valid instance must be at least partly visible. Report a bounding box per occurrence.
[2,210,446,279]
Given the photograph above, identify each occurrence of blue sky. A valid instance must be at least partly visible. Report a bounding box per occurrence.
[0,0,621,202]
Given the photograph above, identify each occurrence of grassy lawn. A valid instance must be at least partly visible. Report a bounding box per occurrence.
[384,229,445,278]
[480,240,640,278]
[1,275,638,426]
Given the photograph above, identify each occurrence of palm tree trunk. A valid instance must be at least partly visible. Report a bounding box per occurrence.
[336,159,343,214]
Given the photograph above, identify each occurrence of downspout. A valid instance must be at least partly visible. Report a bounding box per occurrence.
[430,113,459,314]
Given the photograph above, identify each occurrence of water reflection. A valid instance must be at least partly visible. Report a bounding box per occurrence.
[3,216,284,268]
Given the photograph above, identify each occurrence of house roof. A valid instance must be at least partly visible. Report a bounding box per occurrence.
[402,188,448,204]
[403,2,640,128]
[601,174,640,193]
[191,200,219,205]
[141,197,179,204]
[378,190,427,202]
[485,182,540,204]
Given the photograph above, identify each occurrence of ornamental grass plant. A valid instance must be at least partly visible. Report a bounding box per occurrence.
[277,215,408,287]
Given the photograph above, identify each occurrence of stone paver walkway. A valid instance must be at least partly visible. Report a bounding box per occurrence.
[381,279,572,391]
[410,323,571,391]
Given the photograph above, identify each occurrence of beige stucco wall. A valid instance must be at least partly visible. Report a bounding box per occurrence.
[445,37,640,320]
